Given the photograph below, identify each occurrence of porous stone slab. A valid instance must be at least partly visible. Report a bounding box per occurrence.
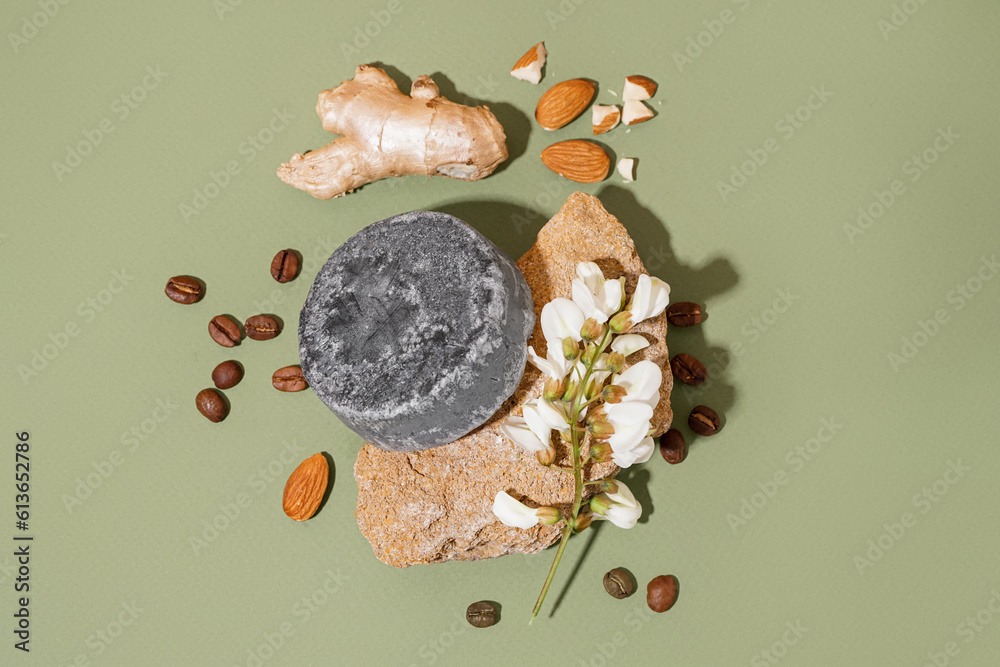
[354,192,674,567]
[298,211,534,452]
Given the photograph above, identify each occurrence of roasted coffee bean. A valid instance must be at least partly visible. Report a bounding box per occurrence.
[688,405,721,436]
[666,302,702,327]
[660,429,687,464]
[603,568,635,599]
[209,315,242,347]
[670,353,707,386]
[196,388,228,423]
[466,601,497,628]
[646,575,678,613]
[165,275,203,304]
[212,360,244,389]
[270,249,300,283]
[272,365,308,392]
[245,314,279,341]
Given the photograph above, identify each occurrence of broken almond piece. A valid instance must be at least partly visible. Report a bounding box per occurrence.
[623,75,657,100]
[622,99,654,125]
[511,42,547,84]
[541,140,610,183]
[535,78,595,130]
[592,105,621,135]
[617,158,636,182]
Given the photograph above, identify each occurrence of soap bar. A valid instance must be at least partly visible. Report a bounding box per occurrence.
[299,211,534,452]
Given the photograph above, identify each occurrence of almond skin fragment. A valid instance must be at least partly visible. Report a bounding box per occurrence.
[592,105,621,135]
[541,140,610,183]
[535,79,596,130]
[511,42,546,84]
[623,75,657,100]
[282,453,329,521]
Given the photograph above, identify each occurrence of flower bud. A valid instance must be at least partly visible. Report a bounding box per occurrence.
[573,509,594,533]
[584,378,603,401]
[588,420,615,439]
[590,493,612,515]
[586,405,607,424]
[609,311,633,333]
[600,479,619,494]
[589,441,613,462]
[536,445,557,466]
[580,318,604,342]
[606,352,626,374]
[602,385,627,404]
[561,380,579,402]
[543,377,565,402]
[535,506,563,525]
[562,337,580,361]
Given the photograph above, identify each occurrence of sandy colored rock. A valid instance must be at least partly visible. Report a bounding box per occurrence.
[354,192,673,567]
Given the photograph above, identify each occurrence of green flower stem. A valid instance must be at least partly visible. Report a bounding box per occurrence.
[530,326,615,623]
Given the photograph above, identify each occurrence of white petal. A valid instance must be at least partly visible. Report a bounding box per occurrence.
[535,399,570,430]
[646,278,671,319]
[608,420,650,454]
[571,279,607,323]
[605,400,654,428]
[541,298,585,343]
[546,344,572,378]
[605,501,641,528]
[576,262,605,294]
[607,480,638,508]
[613,360,662,408]
[630,274,651,322]
[492,491,540,529]
[522,402,553,448]
[611,334,650,357]
[526,346,558,379]
[599,279,624,316]
[631,436,655,465]
[499,416,548,453]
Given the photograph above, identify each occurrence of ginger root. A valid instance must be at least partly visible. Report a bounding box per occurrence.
[277,65,508,199]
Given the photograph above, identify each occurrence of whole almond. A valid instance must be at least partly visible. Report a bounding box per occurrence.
[540,140,610,183]
[282,453,329,521]
[535,79,595,130]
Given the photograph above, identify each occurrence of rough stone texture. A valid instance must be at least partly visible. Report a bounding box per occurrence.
[299,211,534,452]
[355,192,674,567]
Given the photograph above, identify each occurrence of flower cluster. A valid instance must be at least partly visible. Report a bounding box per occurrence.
[490,262,670,621]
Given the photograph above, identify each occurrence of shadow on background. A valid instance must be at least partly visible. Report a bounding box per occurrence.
[434,199,546,260]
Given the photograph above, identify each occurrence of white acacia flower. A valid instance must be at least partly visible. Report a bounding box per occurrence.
[571,262,625,323]
[492,491,540,529]
[522,400,557,446]
[500,415,549,453]
[605,401,654,468]
[527,343,572,380]
[611,360,662,410]
[533,398,570,431]
[629,274,671,324]
[593,480,642,529]
[540,298,585,343]
[610,334,650,357]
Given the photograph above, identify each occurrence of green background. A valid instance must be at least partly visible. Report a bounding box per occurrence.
[3,0,999,664]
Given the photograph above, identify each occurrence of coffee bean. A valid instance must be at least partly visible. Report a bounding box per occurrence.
[271,249,300,283]
[660,429,686,464]
[646,575,678,613]
[209,315,242,347]
[670,353,707,386]
[272,365,308,392]
[688,405,721,436]
[196,388,228,423]
[666,302,702,327]
[603,568,635,599]
[245,314,279,341]
[212,360,244,389]
[165,275,203,304]
[466,601,497,628]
